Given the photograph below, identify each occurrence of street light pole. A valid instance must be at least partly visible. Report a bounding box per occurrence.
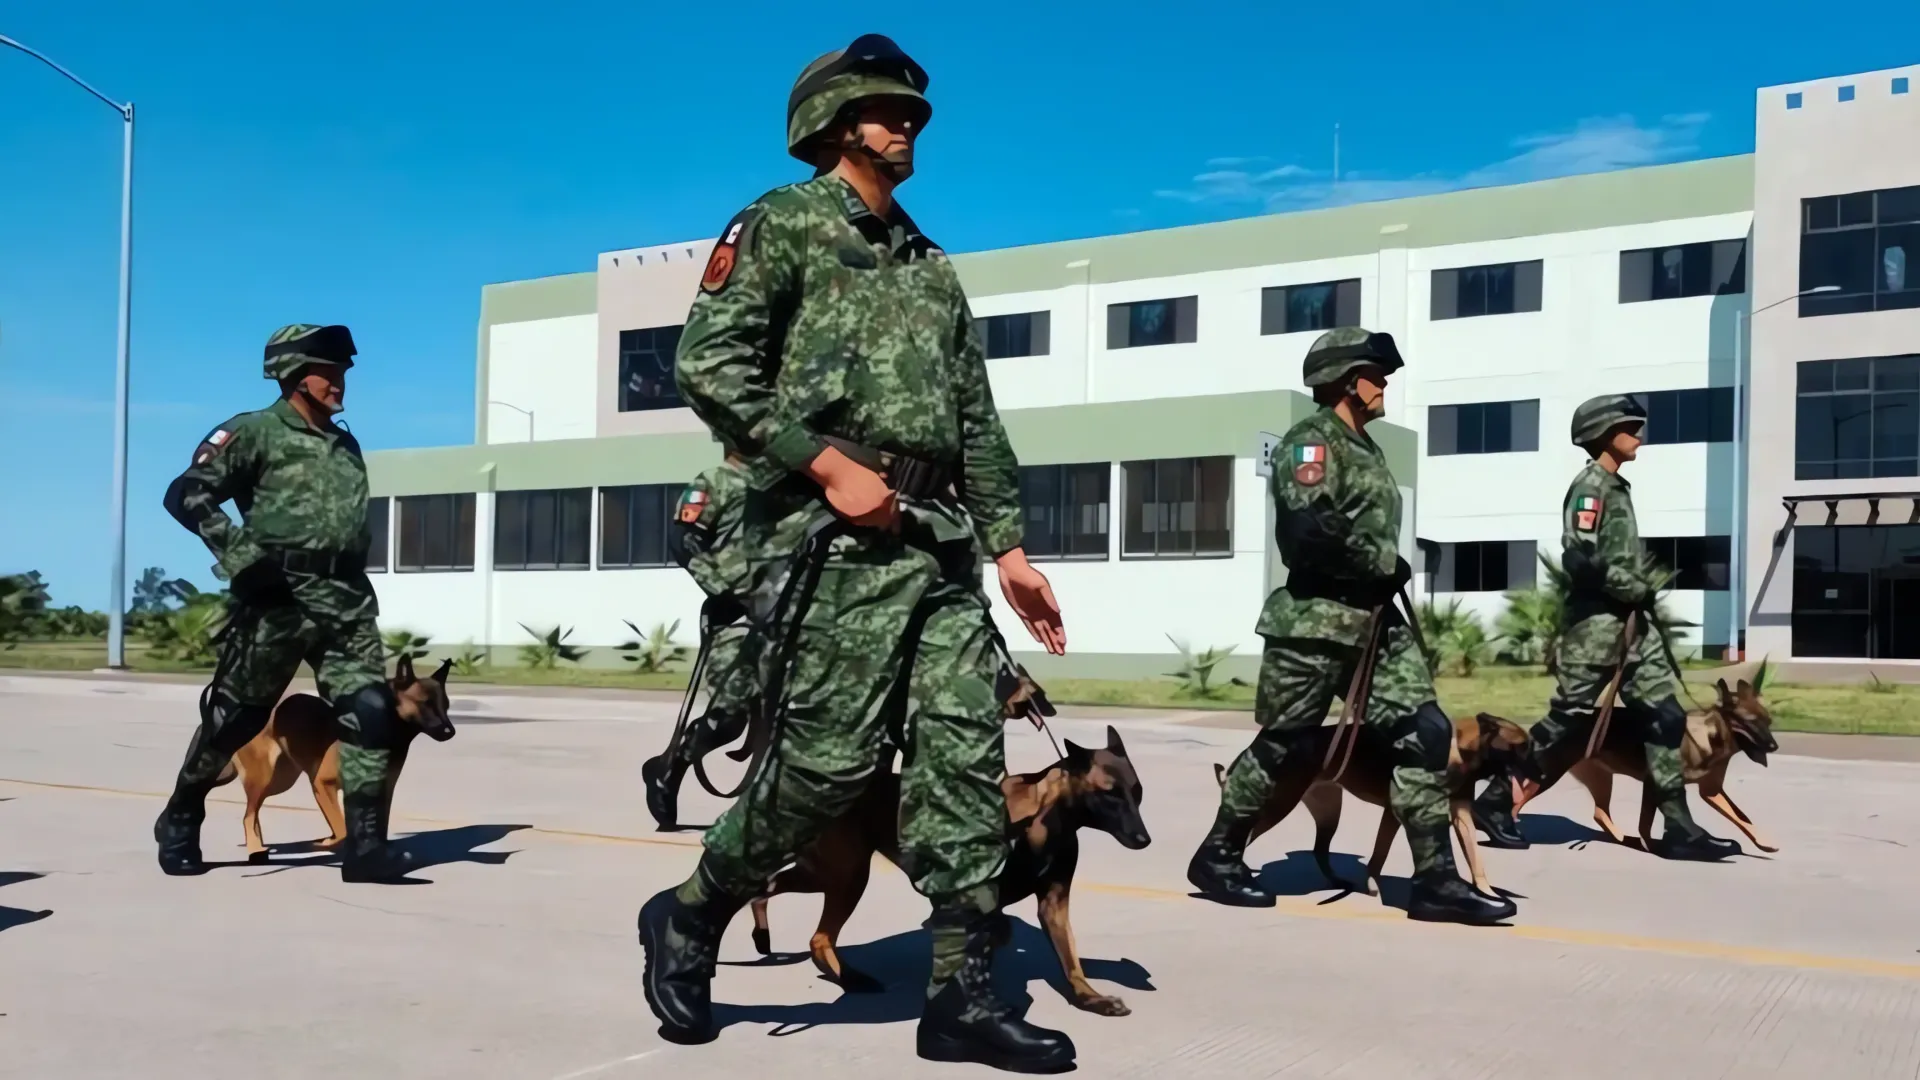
[487,399,534,442]
[1727,283,1838,662]
[0,35,136,669]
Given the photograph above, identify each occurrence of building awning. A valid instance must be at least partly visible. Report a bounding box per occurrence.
[1772,492,1920,545]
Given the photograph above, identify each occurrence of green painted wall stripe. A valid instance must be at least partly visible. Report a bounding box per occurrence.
[950,156,1755,296]
[369,390,1417,495]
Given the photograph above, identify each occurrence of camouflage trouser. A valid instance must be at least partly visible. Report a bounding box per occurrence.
[1530,620,1686,804]
[671,620,756,768]
[174,597,391,801]
[697,541,1006,905]
[1215,620,1455,875]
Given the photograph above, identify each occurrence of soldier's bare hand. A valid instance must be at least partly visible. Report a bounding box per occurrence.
[805,445,900,530]
[995,549,1065,655]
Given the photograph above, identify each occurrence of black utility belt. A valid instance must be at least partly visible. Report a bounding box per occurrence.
[264,548,365,577]
[1285,572,1384,605]
[821,436,958,500]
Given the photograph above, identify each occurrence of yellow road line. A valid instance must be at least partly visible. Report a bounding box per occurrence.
[9,774,1918,982]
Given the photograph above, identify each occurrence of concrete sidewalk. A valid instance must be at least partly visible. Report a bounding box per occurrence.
[4,673,1920,1078]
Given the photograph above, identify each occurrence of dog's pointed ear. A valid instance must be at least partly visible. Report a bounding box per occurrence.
[433,657,453,685]
[395,655,415,686]
[1105,724,1127,756]
[1063,739,1093,767]
[1736,678,1754,699]
[1714,678,1733,704]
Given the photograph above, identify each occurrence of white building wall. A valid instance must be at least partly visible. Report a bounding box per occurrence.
[484,315,598,444]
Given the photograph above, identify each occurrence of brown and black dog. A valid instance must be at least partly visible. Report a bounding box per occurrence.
[211,655,457,863]
[1567,677,1779,852]
[1213,712,1537,898]
[747,725,1152,1016]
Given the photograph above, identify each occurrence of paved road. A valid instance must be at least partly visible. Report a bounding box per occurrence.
[4,673,1920,1079]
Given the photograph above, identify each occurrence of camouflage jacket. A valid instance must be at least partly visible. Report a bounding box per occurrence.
[1256,407,1402,647]
[1559,460,1660,663]
[673,174,1024,558]
[164,399,374,621]
[674,457,752,601]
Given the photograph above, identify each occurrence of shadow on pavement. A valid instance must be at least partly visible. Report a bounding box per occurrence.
[713,915,1153,1035]
[0,870,52,932]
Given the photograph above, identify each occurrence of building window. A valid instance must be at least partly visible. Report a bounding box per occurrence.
[598,484,679,568]
[1839,84,1856,102]
[1260,279,1361,336]
[1896,77,1910,95]
[494,488,592,570]
[1433,540,1537,593]
[1427,400,1540,456]
[1799,186,1920,316]
[982,311,1051,359]
[1792,524,1920,659]
[1786,92,1803,109]
[1619,240,1747,302]
[1107,296,1198,349]
[1642,536,1732,591]
[365,497,390,572]
[1121,456,1232,557]
[395,494,476,572]
[1795,355,1920,480]
[1018,463,1110,560]
[1629,388,1735,445]
[619,325,685,412]
[1430,260,1543,320]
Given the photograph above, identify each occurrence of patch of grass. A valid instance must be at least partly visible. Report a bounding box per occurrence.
[0,640,210,674]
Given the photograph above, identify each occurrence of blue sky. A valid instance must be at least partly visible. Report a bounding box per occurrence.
[3,1,1916,609]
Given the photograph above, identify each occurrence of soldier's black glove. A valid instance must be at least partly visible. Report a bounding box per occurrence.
[701,592,747,630]
[229,558,294,608]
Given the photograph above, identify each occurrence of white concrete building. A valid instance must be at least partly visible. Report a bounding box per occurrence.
[363,61,1920,675]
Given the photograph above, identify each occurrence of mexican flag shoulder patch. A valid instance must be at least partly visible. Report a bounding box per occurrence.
[1293,443,1327,486]
[1574,494,1601,533]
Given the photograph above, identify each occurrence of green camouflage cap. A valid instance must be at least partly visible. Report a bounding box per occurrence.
[786,34,930,163]
[1570,393,1648,446]
[263,324,356,381]
[1302,327,1404,387]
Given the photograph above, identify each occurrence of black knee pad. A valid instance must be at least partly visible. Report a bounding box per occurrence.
[1639,695,1687,749]
[1393,702,1453,773]
[196,695,275,758]
[335,683,400,750]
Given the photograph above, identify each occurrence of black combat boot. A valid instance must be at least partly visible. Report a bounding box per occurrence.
[641,754,685,831]
[339,788,421,883]
[1407,870,1517,925]
[917,906,1076,1073]
[1186,810,1274,908]
[1470,778,1530,850]
[1648,819,1740,861]
[153,797,209,876]
[638,858,748,1045]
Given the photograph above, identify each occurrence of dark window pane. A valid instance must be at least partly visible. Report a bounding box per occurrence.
[1334,280,1361,328]
[1620,248,1653,303]
[495,492,528,568]
[1805,196,1838,232]
[1674,388,1709,443]
[618,325,685,412]
[1708,386,1734,443]
[527,490,557,566]
[1483,401,1513,453]
[1680,242,1714,297]
[1286,283,1336,333]
[1064,463,1111,557]
[1020,465,1063,558]
[1259,287,1287,336]
[1835,358,1873,391]
[1157,459,1196,554]
[1129,300,1173,347]
[1194,457,1232,554]
[1514,260,1543,312]
[600,488,631,566]
[1880,186,1920,224]
[1482,542,1509,591]
[455,495,476,568]
[1875,391,1919,462]
[1839,191,1875,227]
[1430,269,1459,320]
[1484,263,1514,314]
[1458,267,1489,318]
[1429,404,1459,456]
[1800,230,1877,297]
[1511,399,1540,452]
[1798,360,1833,394]
[1122,461,1155,555]
[1879,224,1919,297]
[635,486,667,566]
[1879,356,1920,391]
[560,489,591,567]
[1457,403,1485,454]
[398,497,425,569]
[1834,394,1874,463]
[366,498,389,572]
[1712,239,1748,295]
[1653,246,1685,300]
[1105,302,1130,348]
[984,312,1036,359]
[424,496,452,569]
[1173,296,1199,343]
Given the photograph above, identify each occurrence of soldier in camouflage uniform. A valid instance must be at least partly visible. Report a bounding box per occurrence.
[1188,328,1517,925]
[637,34,1077,1073]
[154,324,443,883]
[641,454,761,830]
[1471,395,1739,860]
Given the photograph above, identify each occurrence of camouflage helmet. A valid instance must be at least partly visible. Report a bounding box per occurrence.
[786,33,930,165]
[263,324,356,382]
[1570,394,1648,446]
[1302,327,1405,388]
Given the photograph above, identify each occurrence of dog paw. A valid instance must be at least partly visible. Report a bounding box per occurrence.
[751,928,771,956]
[247,851,269,865]
[1074,994,1130,1017]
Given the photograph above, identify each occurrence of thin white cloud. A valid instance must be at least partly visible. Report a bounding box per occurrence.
[1156,113,1711,213]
